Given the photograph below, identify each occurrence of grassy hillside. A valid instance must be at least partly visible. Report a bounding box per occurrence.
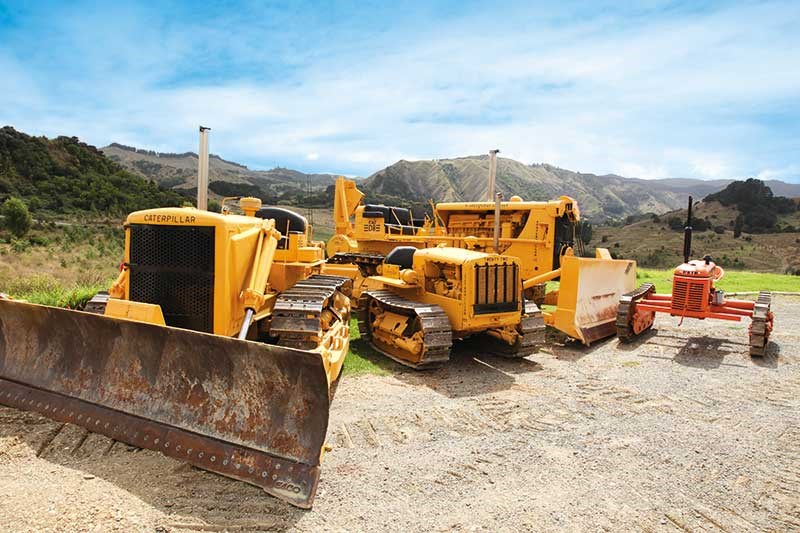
[595,199,800,273]
[0,127,188,304]
[0,127,184,216]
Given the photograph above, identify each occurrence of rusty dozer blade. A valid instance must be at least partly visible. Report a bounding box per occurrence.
[545,249,637,345]
[0,299,330,508]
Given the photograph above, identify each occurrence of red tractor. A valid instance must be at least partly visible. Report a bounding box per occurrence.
[616,197,774,356]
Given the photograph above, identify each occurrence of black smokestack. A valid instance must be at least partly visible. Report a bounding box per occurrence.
[683,196,693,264]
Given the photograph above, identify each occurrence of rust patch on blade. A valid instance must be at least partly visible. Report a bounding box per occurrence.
[0,378,320,508]
[0,299,330,469]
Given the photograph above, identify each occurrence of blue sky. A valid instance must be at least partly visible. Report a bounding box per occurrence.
[1,1,798,182]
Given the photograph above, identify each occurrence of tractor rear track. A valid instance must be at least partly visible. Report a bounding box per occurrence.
[748,291,772,357]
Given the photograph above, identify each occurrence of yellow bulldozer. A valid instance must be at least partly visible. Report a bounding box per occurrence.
[324,176,635,346]
[0,138,351,508]
[357,246,544,368]
[433,196,635,345]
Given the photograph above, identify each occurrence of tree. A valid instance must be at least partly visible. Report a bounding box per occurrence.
[1,197,32,237]
[27,196,43,212]
[208,199,221,213]
[576,220,592,244]
[667,217,683,231]
[733,215,743,238]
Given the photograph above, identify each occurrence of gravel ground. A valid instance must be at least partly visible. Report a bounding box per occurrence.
[0,296,797,532]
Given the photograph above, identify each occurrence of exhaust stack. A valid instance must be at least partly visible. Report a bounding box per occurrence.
[487,149,500,201]
[197,126,211,210]
[683,196,693,264]
[493,192,503,253]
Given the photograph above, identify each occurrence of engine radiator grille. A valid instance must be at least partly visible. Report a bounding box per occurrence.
[671,278,705,313]
[129,224,215,333]
[474,263,518,315]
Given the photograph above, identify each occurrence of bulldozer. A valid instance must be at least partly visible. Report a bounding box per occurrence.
[357,246,544,368]
[433,195,636,345]
[616,197,774,355]
[323,177,435,294]
[324,175,636,346]
[0,130,351,509]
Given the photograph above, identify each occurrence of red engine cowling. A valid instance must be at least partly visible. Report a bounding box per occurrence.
[671,259,719,316]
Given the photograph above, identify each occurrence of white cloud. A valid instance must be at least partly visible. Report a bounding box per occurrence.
[757,165,800,181]
[0,1,798,182]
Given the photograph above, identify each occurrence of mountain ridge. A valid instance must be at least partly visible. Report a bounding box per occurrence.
[361,155,800,220]
[104,143,800,221]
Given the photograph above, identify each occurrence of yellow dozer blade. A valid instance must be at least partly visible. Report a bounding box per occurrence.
[543,249,636,345]
[0,299,330,508]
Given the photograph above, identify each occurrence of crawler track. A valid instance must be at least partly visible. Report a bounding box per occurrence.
[748,291,773,357]
[480,301,546,357]
[271,275,353,350]
[358,290,452,369]
[616,283,656,342]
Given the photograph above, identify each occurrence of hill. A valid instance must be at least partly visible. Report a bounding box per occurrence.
[0,127,183,216]
[363,155,800,221]
[103,143,337,206]
[363,156,678,219]
[594,180,800,274]
[103,143,800,221]
[362,155,800,221]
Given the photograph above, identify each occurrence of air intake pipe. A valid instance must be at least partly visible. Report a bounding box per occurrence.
[683,196,693,264]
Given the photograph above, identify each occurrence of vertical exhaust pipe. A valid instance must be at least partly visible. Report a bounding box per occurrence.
[683,196,693,264]
[487,149,500,201]
[197,126,211,211]
[493,192,503,253]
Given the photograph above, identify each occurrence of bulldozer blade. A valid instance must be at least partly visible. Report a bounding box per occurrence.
[549,252,636,345]
[0,299,330,508]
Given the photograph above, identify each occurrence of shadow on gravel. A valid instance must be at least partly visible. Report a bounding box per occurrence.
[672,337,734,369]
[547,335,615,363]
[653,334,780,370]
[388,341,546,398]
[615,328,659,351]
[0,409,305,531]
[752,342,780,369]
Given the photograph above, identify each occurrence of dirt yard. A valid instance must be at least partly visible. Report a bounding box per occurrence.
[0,296,798,532]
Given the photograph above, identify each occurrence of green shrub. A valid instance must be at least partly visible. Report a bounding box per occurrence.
[28,234,51,246]
[1,197,32,237]
[10,238,30,253]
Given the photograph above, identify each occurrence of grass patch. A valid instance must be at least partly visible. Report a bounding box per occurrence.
[636,268,800,293]
[2,276,106,308]
[343,317,396,376]
[1,274,109,308]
